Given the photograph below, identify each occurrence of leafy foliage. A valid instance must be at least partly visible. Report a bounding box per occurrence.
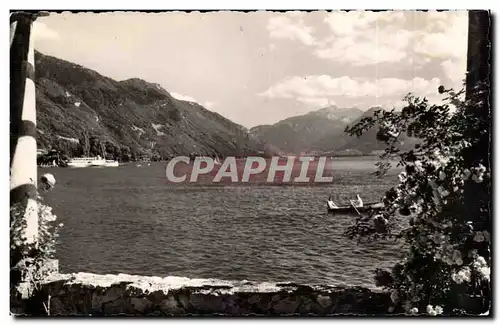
[344,83,491,315]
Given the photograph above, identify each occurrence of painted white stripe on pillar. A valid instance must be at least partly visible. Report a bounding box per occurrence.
[27,26,35,64]
[10,21,17,48]
[10,136,37,190]
[21,78,36,122]
[25,26,38,244]
[10,20,39,245]
[24,198,38,244]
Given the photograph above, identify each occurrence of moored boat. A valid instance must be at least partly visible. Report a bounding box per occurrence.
[67,156,102,168]
[67,157,99,168]
[67,155,119,168]
[90,156,107,167]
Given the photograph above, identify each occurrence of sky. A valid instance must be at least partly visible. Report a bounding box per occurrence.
[33,10,469,128]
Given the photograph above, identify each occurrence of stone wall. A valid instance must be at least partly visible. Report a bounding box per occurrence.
[28,272,398,316]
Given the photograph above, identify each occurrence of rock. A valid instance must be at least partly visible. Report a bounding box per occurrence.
[271,295,301,314]
[316,294,332,309]
[130,297,152,313]
[159,295,184,315]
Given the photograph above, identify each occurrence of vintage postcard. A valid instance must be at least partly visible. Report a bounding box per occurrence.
[10,9,491,317]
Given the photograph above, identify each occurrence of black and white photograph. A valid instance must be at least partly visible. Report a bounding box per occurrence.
[9,7,492,317]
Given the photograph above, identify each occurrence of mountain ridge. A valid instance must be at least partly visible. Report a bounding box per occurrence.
[34,51,262,160]
[251,105,419,155]
[249,105,363,153]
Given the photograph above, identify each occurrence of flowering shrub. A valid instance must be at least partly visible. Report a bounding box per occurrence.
[10,194,62,311]
[344,83,491,315]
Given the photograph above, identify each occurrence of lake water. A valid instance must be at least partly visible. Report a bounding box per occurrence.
[42,157,404,287]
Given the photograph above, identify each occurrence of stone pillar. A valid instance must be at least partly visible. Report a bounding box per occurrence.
[10,12,42,245]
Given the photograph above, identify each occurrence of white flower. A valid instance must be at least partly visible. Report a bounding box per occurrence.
[461,267,471,280]
[472,174,484,183]
[471,164,486,182]
[462,169,471,180]
[434,306,443,315]
[460,266,470,281]
[410,307,419,314]
[452,267,471,284]
[461,140,471,148]
[452,250,462,261]
[58,223,64,227]
[437,186,450,197]
[427,305,438,316]
[444,258,454,266]
[461,267,471,281]
[478,266,490,281]
[398,171,407,182]
[472,256,490,281]
[468,249,478,258]
[474,256,487,268]
[439,171,446,180]
[440,159,449,167]
[473,231,485,242]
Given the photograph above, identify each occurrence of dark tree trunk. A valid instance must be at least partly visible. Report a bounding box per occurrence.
[464,10,492,313]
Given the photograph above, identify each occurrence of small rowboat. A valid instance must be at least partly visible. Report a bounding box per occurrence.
[327,196,384,214]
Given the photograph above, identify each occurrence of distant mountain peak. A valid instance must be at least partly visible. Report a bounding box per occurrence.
[307,105,338,114]
[306,106,363,123]
[249,105,364,153]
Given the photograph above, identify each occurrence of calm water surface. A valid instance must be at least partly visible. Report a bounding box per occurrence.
[42,157,404,287]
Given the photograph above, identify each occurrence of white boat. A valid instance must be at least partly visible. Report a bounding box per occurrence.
[67,157,104,168]
[67,156,119,168]
[327,198,339,210]
[326,195,383,214]
[104,160,119,167]
[90,156,107,167]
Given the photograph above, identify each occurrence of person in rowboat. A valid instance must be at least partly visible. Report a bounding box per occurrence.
[350,194,363,208]
[327,195,338,209]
